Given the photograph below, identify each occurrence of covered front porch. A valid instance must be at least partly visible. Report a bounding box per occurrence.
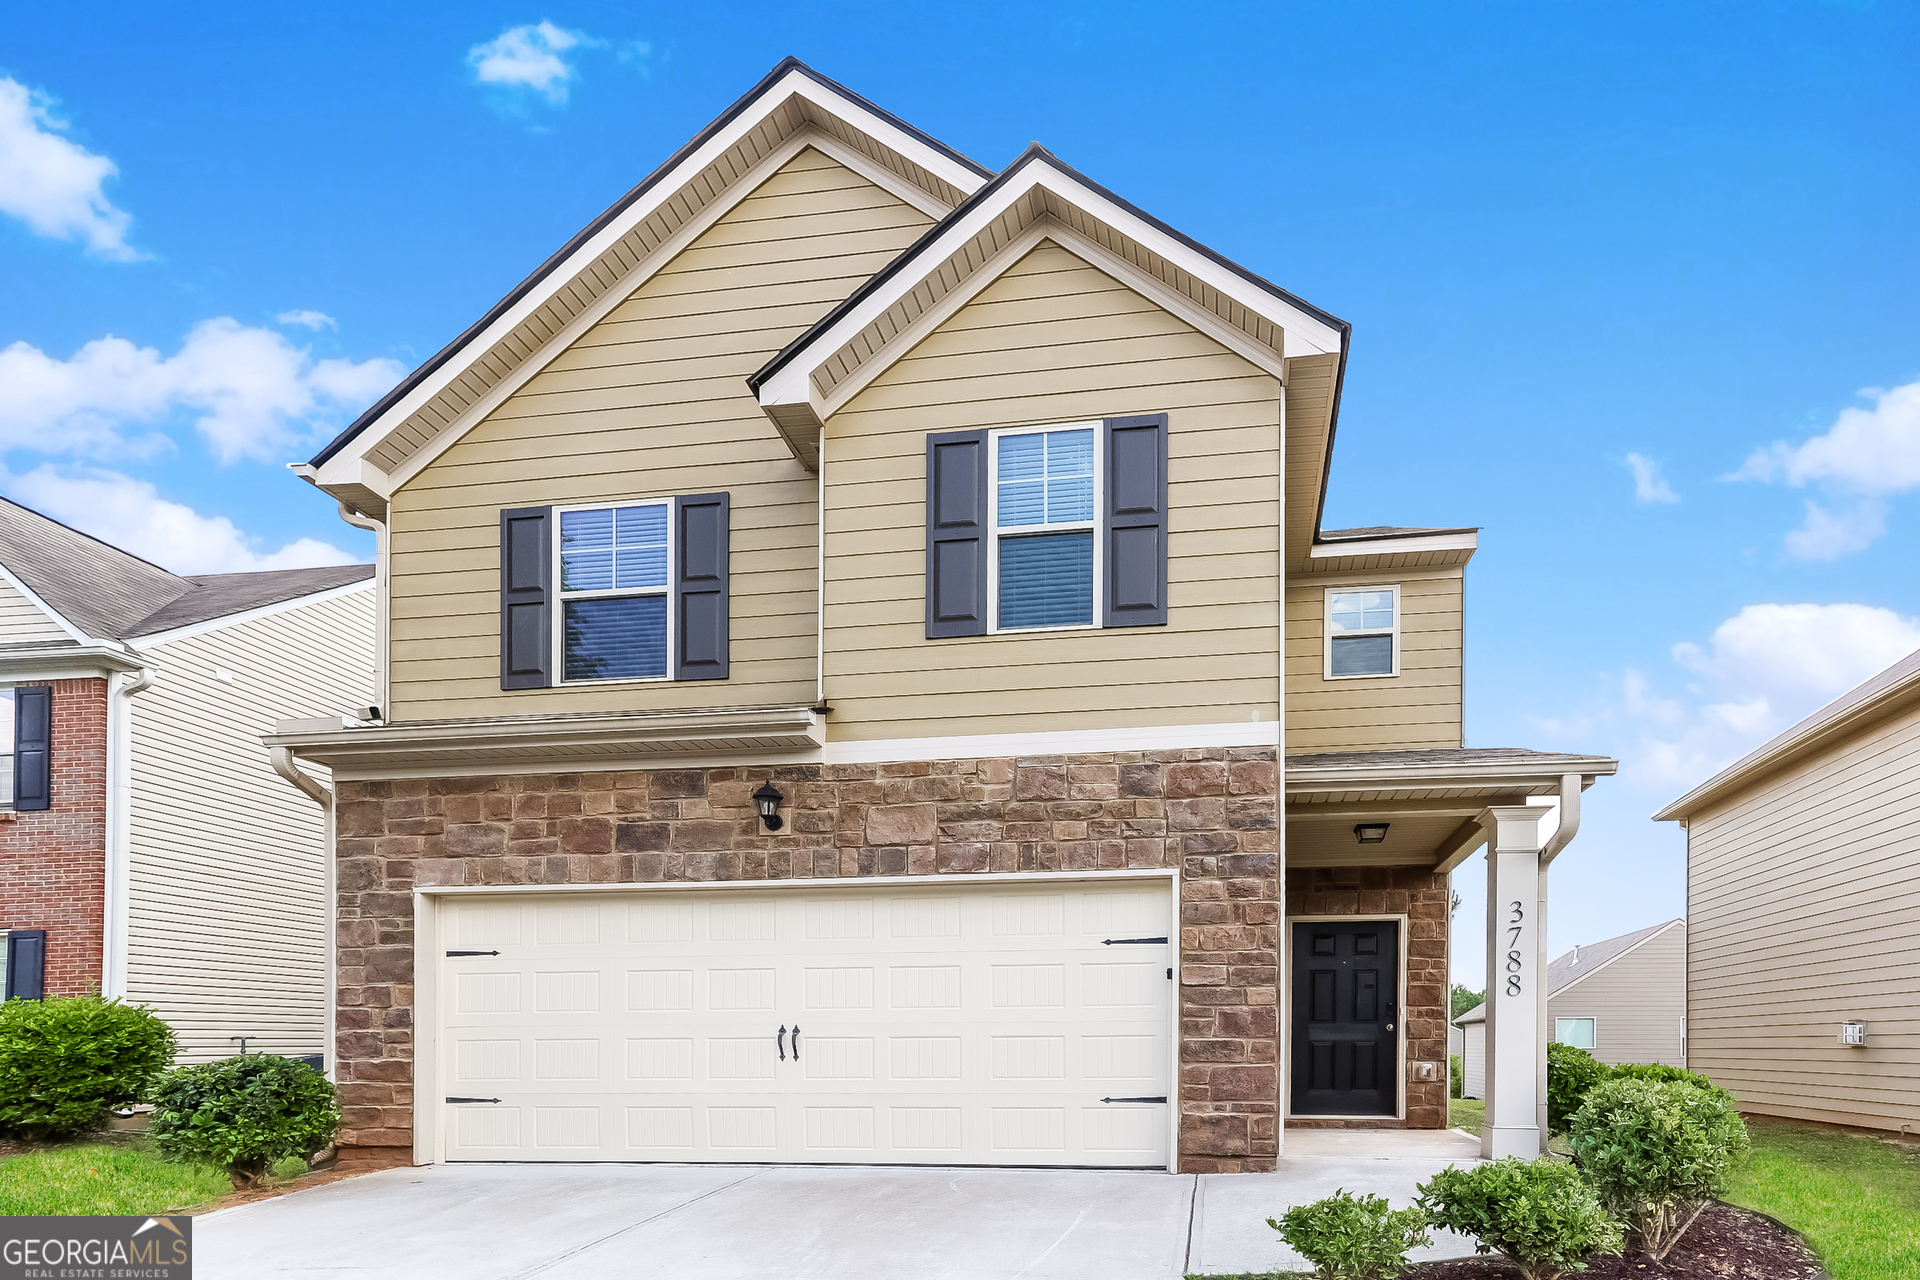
[1282,747,1617,1157]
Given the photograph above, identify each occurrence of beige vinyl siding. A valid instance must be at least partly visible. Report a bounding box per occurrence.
[820,240,1282,741]
[1548,923,1686,1067]
[386,148,933,722]
[125,587,374,1062]
[0,575,71,644]
[1283,573,1463,753]
[1687,697,1920,1129]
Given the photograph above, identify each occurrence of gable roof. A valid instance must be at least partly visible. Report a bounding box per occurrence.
[0,497,372,644]
[1454,1001,1484,1026]
[1546,919,1684,997]
[299,57,991,516]
[1654,646,1920,821]
[748,142,1349,465]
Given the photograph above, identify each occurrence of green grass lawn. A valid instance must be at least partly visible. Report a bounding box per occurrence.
[1726,1117,1920,1280]
[0,1142,310,1216]
[1448,1096,1483,1133]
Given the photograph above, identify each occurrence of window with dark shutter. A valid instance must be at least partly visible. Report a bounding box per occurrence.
[925,430,988,638]
[1101,414,1169,628]
[12,684,51,812]
[500,507,554,689]
[674,493,730,681]
[5,930,45,1000]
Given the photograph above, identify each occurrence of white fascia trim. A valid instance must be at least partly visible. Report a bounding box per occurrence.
[0,562,94,645]
[373,132,937,497]
[126,575,375,648]
[759,161,1340,410]
[825,720,1279,764]
[1546,919,1684,999]
[419,866,1175,899]
[315,72,979,493]
[1311,531,1479,558]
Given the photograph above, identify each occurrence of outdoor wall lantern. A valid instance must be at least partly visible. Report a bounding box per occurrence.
[753,783,786,832]
[1353,822,1390,844]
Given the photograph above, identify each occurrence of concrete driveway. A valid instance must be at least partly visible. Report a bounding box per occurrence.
[198,1133,1483,1279]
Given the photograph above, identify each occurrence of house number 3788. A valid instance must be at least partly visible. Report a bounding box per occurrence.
[1505,901,1524,996]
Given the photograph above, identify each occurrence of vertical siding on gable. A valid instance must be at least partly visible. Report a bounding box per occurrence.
[125,589,375,1062]
[0,575,72,645]
[1688,699,1920,1128]
[821,240,1283,741]
[386,148,934,722]
[1547,925,1686,1067]
[1283,574,1463,753]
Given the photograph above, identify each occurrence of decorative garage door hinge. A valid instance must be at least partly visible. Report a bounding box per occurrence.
[446,950,500,956]
[446,1097,500,1104]
[1099,1096,1169,1104]
[1100,936,1169,945]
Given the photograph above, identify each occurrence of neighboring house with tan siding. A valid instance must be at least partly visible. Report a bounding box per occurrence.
[273,58,1615,1174]
[1658,647,1920,1133]
[0,497,373,1063]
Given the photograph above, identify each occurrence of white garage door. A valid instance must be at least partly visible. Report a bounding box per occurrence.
[432,878,1174,1166]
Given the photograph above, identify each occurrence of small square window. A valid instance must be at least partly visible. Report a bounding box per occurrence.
[556,502,671,683]
[1554,1018,1597,1050]
[1324,587,1399,679]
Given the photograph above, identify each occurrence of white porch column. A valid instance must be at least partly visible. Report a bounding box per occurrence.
[1481,804,1552,1159]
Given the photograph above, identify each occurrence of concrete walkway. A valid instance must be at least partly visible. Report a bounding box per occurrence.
[197,1133,1484,1279]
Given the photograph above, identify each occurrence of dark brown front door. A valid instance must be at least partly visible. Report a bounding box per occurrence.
[1290,920,1399,1116]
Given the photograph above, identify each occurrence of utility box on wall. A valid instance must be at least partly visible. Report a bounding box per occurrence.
[1840,1021,1868,1047]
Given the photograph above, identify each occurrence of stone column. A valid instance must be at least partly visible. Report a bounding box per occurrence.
[1481,804,1551,1159]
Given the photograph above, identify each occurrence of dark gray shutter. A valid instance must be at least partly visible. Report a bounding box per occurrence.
[925,430,988,638]
[674,493,730,681]
[500,507,553,690]
[1102,413,1169,628]
[13,684,50,812]
[5,930,45,1000]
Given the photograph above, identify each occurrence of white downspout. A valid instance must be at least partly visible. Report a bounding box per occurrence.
[337,501,388,716]
[1535,772,1583,1146]
[271,746,335,1075]
[103,664,155,1001]
[814,436,828,713]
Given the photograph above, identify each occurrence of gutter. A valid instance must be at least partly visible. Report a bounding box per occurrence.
[102,664,155,1000]
[1541,772,1582,867]
[335,501,388,717]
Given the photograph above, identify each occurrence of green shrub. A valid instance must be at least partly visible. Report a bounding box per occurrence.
[1450,1053,1463,1100]
[1268,1188,1431,1280]
[0,997,176,1140]
[1547,1042,1609,1134]
[1417,1156,1623,1280]
[1606,1063,1731,1098]
[1569,1078,1749,1260]
[148,1054,339,1190]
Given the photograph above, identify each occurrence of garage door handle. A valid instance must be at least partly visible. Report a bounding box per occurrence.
[777,1026,787,1061]
[1101,937,1168,945]
[447,1097,500,1104]
[1099,1096,1168,1104]
[446,950,499,957]
[791,1024,801,1060]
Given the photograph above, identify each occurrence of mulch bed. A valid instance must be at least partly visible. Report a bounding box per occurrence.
[1408,1202,1825,1279]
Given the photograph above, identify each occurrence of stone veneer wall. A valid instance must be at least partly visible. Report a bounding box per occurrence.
[333,748,1280,1171]
[1282,865,1449,1130]
[0,679,107,997]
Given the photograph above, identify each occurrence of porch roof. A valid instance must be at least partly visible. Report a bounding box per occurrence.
[1284,747,1616,871]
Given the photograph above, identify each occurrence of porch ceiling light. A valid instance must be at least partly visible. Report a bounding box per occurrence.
[753,782,785,831]
[1353,822,1390,845]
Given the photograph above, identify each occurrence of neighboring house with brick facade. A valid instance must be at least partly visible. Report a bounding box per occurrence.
[271,59,1615,1174]
[0,498,374,1061]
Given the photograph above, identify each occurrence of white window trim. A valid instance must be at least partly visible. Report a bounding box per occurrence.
[552,498,675,686]
[986,421,1104,635]
[1554,1016,1598,1050]
[1322,583,1401,680]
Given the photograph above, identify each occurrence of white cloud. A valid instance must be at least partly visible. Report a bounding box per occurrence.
[0,77,138,260]
[468,22,596,103]
[1622,453,1678,504]
[8,466,357,575]
[1732,377,1920,558]
[275,310,336,330]
[1626,603,1920,788]
[0,318,403,464]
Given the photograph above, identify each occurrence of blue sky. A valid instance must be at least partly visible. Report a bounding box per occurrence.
[4,3,1918,982]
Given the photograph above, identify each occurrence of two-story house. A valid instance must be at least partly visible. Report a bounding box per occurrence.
[272,59,1614,1174]
[0,497,373,1060]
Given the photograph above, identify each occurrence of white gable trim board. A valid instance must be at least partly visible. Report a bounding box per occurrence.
[414,870,1179,1168]
[0,562,93,645]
